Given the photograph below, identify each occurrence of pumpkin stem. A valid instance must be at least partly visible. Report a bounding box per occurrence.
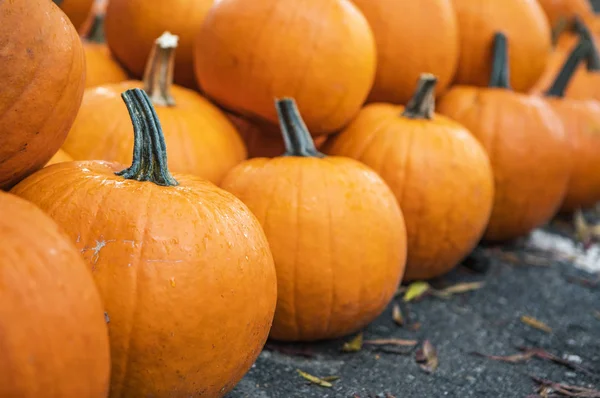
[143,32,179,107]
[545,37,592,98]
[402,74,437,120]
[488,32,511,89]
[276,98,325,158]
[86,14,106,43]
[115,88,179,186]
[573,17,600,71]
[551,17,570,47]
[52,0,64,5]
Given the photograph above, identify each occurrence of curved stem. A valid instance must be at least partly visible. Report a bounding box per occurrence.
[143,32,179,107]
[545,37,592,97]
[276,98,325,158]
[573,17,600,71]
[115,88,179,186]
[86,15,105,43]
[402,74,437,119]
[488,32,511,89]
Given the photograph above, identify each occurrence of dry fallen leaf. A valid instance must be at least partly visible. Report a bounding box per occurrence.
[342,332,363,353]
[296,370,333,388]
[403,281,431,302]
[364,338,418,347]
[433,281,485,298]
[531,375,600,397]
[574,209,592,245]
[472,351,536,363]
[520,315,553,333]
[321,376,340,382]
[415,340,438,373]
[392,303,404,326]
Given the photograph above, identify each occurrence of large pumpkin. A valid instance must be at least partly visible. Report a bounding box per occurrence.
[84,42,128,88]
[0,0,85,190]
[221,98,407,342]
[323,74,494,281]
[537,0,594,29]
[438,33,571,242]
[53,0,95,32]
[195,0,377,136]
[543,36,600,212]
[351,0,459,104]
[451,0,551,93]
[104,0,214,89]
[62,32,246,184]
[11,88,277,398]
[0,191,110,398]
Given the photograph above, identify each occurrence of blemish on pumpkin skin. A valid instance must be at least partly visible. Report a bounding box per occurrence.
[80,239,116,264]
[104,312,110,323]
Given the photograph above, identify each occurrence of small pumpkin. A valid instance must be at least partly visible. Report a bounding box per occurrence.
[194,0,377,136]
[543,36,600,212]
[351,0,459,104]
[53,0,95,32]
[0,191,110,398]
[11,88,277,398]
[537,0,594,30]
[0,0,85,190]
[45,149,74,167]
[83,42,129,88]
[437,32,571,242]
[62,32,246,184]
[104,0,214,89]
[221,98,407,342]
[323,74,494,281]
[451,0,552,93]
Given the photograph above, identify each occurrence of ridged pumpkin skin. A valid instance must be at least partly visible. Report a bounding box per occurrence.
[0,192,110,398]
[323,77,494,281]
[84,42,128,88]
[351,0,459,104]
[451,0,551,93]
[54,0,95,32]
[104,0,214,89]
[221,99,407,342]
[195,0,377,136]
[12,89,277,398]
[45,149,74,166]
[0,0,85,190]
[537,0,593,28]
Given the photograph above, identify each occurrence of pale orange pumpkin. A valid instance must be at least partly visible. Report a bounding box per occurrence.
[53,0,95,32]
[45,149,73,166]
[83,42,128,88]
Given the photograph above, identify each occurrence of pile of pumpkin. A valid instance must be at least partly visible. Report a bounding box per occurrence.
[2,0,600,396]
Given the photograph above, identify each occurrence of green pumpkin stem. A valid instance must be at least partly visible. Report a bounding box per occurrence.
[115,88,179,186]
[86,14,106,43]
[488,32,511,89]
[276,98,325,158]
[402,74,437,119]
[545,37,592,98]
[573,17,600,71]
[143,32,179,107]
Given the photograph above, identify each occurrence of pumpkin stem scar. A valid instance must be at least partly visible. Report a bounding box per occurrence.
[573,17,600,71]
[275,98,325,158]
[545,36,592,98]
[115,88,179,186]
[402,73,438,120]
[488,32,511,89]
[143,32,179,107]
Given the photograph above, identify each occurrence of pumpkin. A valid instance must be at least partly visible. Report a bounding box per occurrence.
[104,0,214,89]
[0,0,85,190]
[11,88,277,398]
[322,74,494,281]
[53,0,95,32]
[563,20,600,101]
[543,36,600,212]
[537,0,594,29]
[451,0,552,93]
[45,149,74,167]
[194,0,377,136]
[351,0,459,104]
[437,33,571,242]
[0,191,110,398]
[84,42,129,88]
[221,98,407,341]
[62,32,246,184]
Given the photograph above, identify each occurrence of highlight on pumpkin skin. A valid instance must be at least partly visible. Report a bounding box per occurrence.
[221,97,407,342]
[437,32,572,242]
[322,74,494,281]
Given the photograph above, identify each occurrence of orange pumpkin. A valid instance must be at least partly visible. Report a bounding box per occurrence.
[543,36,600,212]
[221,98,407,342]
[104,0,214,89]
[563,20,600,101]
[62,32,246,184]
[323,74,494,281]
[0,0,85,190]
[437,33,571,242]
[537,0,594,29]
[351,0,459,104]
[451,0,551,93]
[53,0,95,32]
[45,149,74,166]
[11,88,277,398]
[84,42,128,88]
[194,0,377,136]
[0,191,110,398]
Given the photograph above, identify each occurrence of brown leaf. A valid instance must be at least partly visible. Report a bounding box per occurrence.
[403,281,431,302]
[531,375,600,397]
[321,376,340,382]
[520,315,553,333]
[518,347,596,377]
[392,303,404,326]
[296,370,333,388]
[433,281,485,298]
[415,340,438,373]
[472,351,536,363]
[341,332,363,353]
[364,338,418,347]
